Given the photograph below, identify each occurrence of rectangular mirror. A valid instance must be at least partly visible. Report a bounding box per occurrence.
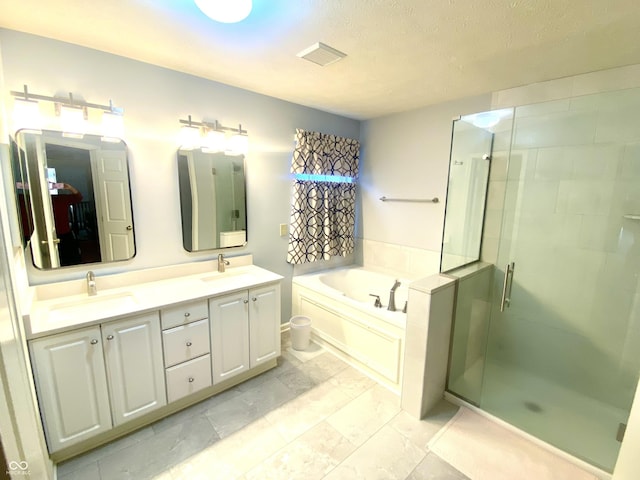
[11,129,135,269]
[177,149,247,251]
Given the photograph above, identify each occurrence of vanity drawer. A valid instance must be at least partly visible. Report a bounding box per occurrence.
[165,354,212,403]
[162,319,210,368]
[161,300,208,329]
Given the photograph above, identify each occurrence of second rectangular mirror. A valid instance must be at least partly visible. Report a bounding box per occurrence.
[177,149,247,252]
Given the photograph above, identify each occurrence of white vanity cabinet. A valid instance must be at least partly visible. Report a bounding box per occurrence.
[210,283,281,383]
[210,291,251,383]
[248,284,281,368]
[101,312,166,426]
[29,313,166,452]
[30,326,113,452]
[26,261,283,458]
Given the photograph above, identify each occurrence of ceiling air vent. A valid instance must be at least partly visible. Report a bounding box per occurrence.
[297,42,346,66]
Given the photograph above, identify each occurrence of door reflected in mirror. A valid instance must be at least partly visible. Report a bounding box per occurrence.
[12,130,136,269]
[177,149,247,252]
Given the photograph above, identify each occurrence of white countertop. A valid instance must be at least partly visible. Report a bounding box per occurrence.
[25,259,283,339]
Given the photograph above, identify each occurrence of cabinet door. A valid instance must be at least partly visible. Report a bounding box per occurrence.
[249,284,281,368]
[210,292,250,384]
[102,312,166,426]
[29,326,111,452]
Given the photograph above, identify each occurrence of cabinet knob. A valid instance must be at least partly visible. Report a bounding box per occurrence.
[184,312,191,317]
[243,299,249,304]
[188,377,195,383]
[90,339,98,345]
[252,297,257,302]
[186,341,192,347]
[106,334,114,340]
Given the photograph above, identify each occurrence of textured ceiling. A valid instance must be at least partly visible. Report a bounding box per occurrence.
[1,0,640,119]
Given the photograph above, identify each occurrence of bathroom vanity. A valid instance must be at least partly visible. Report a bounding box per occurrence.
[23,256,282,461]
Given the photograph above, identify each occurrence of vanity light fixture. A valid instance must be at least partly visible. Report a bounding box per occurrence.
[194,0,252,23]
[9,84,124,140]
[178,116,249,155]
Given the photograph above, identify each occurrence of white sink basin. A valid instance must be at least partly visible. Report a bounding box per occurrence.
[200,270,256,284]
[47,292,138,323]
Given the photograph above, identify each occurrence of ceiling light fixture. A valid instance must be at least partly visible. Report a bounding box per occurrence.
[194,0,252,23]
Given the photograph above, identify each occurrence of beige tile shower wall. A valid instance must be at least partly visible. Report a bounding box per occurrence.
[491,64,640,110]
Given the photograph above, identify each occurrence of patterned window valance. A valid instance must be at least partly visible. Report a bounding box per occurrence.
[287,129,360,265]
[290,128,360,177]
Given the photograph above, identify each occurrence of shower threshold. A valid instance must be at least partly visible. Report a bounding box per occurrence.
[447,362,625,476]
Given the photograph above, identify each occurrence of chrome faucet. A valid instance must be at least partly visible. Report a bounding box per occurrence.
[217,254,230,273]
[86,271,97,296]
[388,280,401,311]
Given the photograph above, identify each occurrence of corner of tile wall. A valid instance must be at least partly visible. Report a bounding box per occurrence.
[491,63,640,109]
[362,239,440,280]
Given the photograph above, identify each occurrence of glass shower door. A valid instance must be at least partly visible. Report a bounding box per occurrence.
[481,88,640,472]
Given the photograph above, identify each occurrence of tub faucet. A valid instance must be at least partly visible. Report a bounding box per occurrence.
[217,254,230,273]
[86,271,97,296]
[369,294,382,308]
[388,280,401,311]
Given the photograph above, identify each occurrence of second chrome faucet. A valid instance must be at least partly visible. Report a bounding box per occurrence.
[217,254,230,273]
[86,271,97,296]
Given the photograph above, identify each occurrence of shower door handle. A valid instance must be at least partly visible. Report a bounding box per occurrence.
[500,262,515,312]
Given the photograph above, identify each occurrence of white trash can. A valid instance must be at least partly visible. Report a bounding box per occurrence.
[290,315,312,351]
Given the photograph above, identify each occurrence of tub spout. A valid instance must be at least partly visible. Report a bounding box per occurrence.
[388,280,401,311]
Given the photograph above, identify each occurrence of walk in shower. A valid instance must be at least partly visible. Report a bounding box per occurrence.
[442,88,640,472]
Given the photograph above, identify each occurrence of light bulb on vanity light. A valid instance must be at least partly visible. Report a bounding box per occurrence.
[202,128,225,153]
[179,124,201,150]
[13,97,41,132]
[59,105,86,138]
[226,131,249,156]
[101,111,125,142]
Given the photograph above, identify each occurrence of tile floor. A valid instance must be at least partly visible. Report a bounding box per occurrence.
[57,331,469,480]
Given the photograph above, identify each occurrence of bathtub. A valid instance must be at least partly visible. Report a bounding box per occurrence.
[291,267,410,393]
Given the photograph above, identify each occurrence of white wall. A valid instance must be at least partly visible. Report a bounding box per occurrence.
[0,29,360,323]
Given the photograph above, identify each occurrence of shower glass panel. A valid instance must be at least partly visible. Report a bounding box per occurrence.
[440,115,494,272]
[476,89,640,472]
